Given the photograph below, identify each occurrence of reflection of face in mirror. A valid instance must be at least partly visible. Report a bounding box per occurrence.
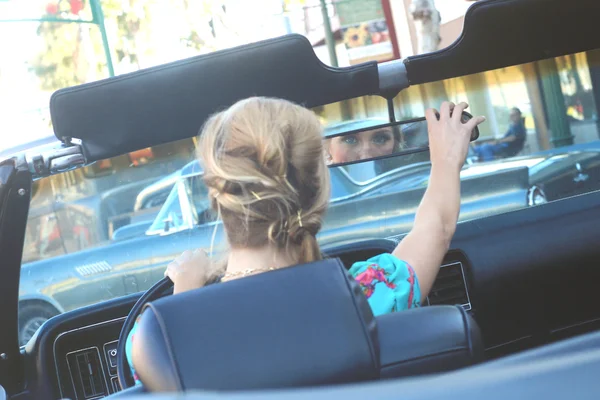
[324,113,478,167]
[325,127,401,165]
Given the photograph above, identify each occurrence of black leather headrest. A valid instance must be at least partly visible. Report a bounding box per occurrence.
[132,258,380,392]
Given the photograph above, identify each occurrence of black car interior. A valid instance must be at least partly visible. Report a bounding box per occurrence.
[2,0,600,398]
[13,239,479,399]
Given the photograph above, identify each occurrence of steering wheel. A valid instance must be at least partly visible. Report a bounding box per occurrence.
[116,276,174,390]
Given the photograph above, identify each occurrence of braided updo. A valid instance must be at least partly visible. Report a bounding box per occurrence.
[197,97,330,264]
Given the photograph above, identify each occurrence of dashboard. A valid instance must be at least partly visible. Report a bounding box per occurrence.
[23,294,136,400]
[53,318,124,399]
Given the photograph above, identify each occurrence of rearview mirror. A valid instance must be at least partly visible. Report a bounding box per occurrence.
[323,112,479,167]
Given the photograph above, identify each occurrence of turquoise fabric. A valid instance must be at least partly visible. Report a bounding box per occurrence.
[125,315,141,384]
[125,253,420,385]
[348,253,421,316]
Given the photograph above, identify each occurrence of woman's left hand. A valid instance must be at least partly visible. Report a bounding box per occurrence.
[165,249,211,294]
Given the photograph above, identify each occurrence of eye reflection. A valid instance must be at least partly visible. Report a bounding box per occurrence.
[342,135,359,145]
[371,130,393,145]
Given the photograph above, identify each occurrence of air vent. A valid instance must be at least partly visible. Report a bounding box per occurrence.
[66,347,107,399]
[426,262,471,310]
[75,261,112,277]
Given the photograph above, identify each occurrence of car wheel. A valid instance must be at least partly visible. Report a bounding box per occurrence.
[18,303,58,346]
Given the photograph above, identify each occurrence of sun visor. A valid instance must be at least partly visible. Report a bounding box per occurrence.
[404,0,600,85]
[49,34,379,163]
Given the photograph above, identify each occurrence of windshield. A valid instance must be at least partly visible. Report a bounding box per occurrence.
[6,1,600,346]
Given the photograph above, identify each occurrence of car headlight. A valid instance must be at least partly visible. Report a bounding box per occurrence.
[527,185,548,206]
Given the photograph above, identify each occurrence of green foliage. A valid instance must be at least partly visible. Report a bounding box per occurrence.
[31,11,106,90]
[31,0,150,91]
[31,0,228,92]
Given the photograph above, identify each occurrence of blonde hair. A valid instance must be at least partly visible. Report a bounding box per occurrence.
[197,97,330,265]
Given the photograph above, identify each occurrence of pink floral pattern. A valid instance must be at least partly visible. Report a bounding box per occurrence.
[354,264,397,298]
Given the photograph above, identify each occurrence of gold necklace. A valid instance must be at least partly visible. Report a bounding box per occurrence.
[222,267,276,281]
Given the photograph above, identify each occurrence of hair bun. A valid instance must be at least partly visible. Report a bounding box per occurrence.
[286,209,320,244]
[196,97,329,264]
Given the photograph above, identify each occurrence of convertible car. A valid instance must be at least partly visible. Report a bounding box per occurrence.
[17,154,518,345]
[2,0,600,399]
[17,132,600,345]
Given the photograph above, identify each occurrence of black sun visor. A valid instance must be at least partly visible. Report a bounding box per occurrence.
[404,0,600,85]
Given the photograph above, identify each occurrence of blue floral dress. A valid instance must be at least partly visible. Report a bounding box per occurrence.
[125,253,420,385]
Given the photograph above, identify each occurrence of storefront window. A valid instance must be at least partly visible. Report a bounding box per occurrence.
[556,53,596,121]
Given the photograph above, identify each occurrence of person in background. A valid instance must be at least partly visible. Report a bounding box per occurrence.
[474,107,526,161]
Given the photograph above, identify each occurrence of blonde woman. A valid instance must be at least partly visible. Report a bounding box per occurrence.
[126,97,485,384]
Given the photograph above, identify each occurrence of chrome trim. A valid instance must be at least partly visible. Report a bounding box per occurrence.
[549,317,600,334]
[527,185,548,206]
[26,143,87,180]
[103,339,119,375]
[64,346,108,400]
[424,261,472,311]
[574,162,589,183]
[485,335,533,351]
[75,261,113,278]
[179,170,204,181]
[178,178,196,230]
[377,59,410,94]
[53,317,126,399]
[110,376,120,393]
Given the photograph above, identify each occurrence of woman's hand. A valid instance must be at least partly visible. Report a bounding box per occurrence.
[394,101,486,302]
[165,249,211,295]
[426,102,486,172]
